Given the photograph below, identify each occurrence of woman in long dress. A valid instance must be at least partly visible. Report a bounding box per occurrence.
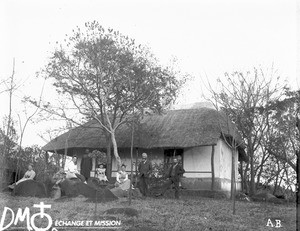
[8,164,36,189]
[115,164,130,190]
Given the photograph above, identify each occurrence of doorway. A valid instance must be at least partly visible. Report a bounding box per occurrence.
[164,148,183,169]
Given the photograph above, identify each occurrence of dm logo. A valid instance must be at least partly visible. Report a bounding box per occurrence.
[0,202,53,231]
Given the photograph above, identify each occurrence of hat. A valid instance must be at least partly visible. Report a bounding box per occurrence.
[142,153,147,158]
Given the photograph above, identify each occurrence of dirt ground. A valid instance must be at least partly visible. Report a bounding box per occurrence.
[0,192,297,231]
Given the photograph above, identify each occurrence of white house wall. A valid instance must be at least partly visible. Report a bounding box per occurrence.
[183,145,219,178]
[217,139,239,191]
[217,139,239,181]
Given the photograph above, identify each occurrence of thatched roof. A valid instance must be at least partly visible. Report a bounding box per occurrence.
[43,107,247,161]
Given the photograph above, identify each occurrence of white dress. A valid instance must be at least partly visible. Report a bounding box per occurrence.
[116,171,130,190]
[65,161,79,179]
[16,170,36,185]
[96,167,108,181]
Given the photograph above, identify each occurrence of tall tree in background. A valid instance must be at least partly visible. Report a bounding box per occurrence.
[262,89,299,193]
[1,59,16,169]
[38,21,185,174]
[265,89,299,172]
[206,67,285,195]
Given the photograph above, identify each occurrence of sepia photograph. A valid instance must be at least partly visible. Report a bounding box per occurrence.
[0,0,298,230]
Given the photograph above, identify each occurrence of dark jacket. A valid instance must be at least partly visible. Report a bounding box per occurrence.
[168,163,185,180]
[80,156,93,179]
[138,160,152,178]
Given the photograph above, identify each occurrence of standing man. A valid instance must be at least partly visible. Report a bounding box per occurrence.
[80,149,93,182]
[138,153,152,197]
[157,157,185,199]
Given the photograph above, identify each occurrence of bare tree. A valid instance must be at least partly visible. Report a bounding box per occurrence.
[204,67,286,196]
[2,59,16,162]
[32,21,185,174]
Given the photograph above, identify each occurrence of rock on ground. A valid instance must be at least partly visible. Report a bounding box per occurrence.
[252,192,287,204]
[104,207,139,217]
[59,179,118,202]
[13,180,47,198]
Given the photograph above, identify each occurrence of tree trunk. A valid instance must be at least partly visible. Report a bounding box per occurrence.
[255,165,264,189]
[135,148,139,188]
[45,151,49,171]
[240,162,244,192]
[106,136,112,181]
[255,152,268,189]
[3,59,15,161]
[129,121,134,205]
[273,160,281,195]
[273,175,278,195]
[243,161,250,194]
[248,143,256,196]
[277,172,284,193]
[250,158,255,195]
[111,131,122,170]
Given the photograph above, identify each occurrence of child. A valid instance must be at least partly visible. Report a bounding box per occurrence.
[95,164,108,182]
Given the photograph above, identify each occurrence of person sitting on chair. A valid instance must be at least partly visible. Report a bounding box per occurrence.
[115,164,130,190]
[65,156,86,182]
[53,167,66,185]
[9,164,36,189]
[95,164,108,183]
[156,157,185,199]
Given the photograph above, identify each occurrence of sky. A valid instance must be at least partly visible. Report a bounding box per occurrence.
[0,0,298,147]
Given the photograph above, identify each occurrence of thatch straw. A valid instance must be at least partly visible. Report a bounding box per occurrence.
[43,108,246,161]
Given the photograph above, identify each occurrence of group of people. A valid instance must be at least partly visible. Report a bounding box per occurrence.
[138,152,185,199]
[54,149,99,185]
[110,152,185,199]
[9,150,185,199]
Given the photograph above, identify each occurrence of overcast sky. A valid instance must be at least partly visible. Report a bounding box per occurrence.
[0,0,298,146]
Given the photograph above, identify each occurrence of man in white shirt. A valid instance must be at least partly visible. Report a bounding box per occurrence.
[64,156,86,182]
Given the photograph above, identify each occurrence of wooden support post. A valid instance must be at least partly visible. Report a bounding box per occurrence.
[135,148,139,188]
[231,146,236,215]
[211,145,215,191]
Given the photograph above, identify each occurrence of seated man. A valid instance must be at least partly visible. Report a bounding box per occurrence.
[95,163,108,182]
[64,156,85,182]
[9,164,36,189]
[156,157,185,199]
[53,167,67,185]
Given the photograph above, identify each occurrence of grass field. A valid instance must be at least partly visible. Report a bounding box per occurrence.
[0,192,297,231]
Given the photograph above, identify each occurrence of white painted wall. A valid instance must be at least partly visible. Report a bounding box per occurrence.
[182,139,238,182]
[217,139,239,181]
[183,146,219,178]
